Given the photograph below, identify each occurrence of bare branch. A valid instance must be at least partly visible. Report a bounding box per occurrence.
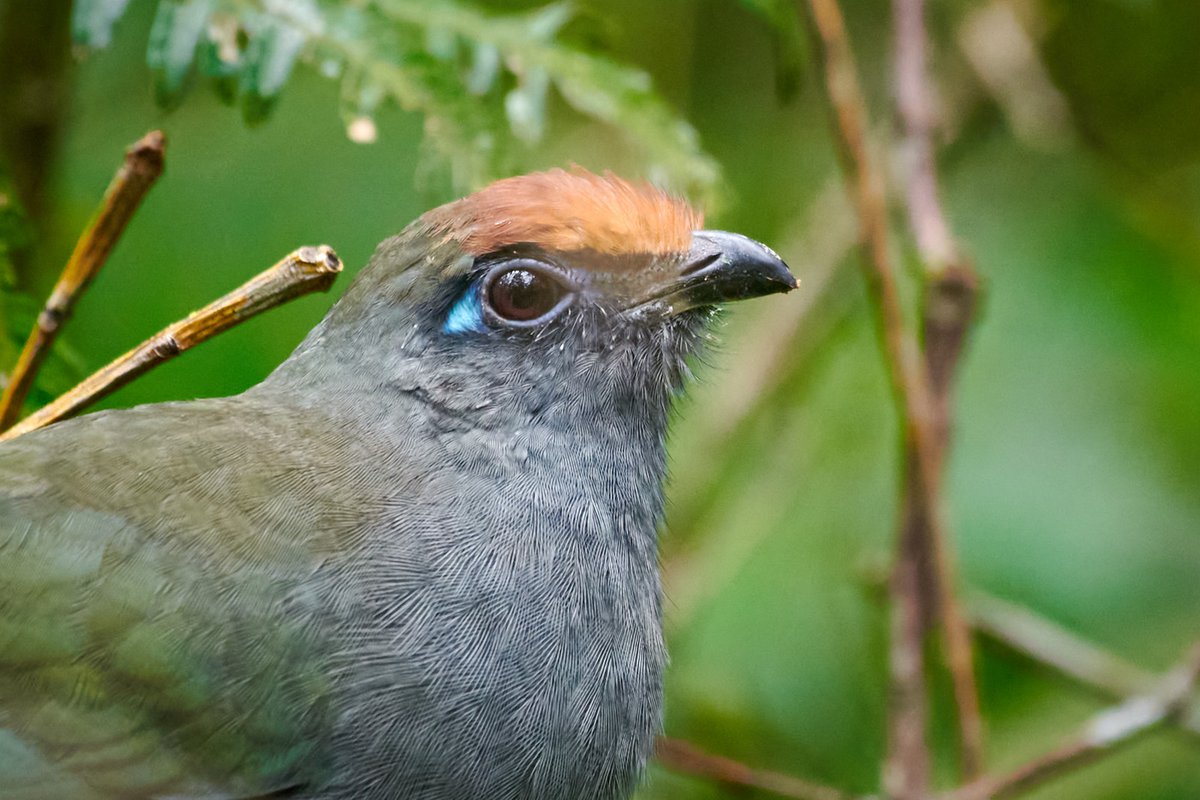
[0,246,342,441]
[894,0,958,274]
[885,528,933,798]
[956,2,1071,150]
[968,591,1200,738]
[0,130,166,430]
[944,643,1200,800]
[970,592,1155,698]
[893,0,986,779]
[803,0,981,795]
[656,737,865,800]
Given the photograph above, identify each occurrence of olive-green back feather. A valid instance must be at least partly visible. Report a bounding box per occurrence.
[0,396,345,798]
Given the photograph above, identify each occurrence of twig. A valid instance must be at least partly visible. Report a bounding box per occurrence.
[969,592,1155,699]
[803,1,967,796]
[887,523,933,799]
[967,591,1200,737]
[0,246,342,441]
[0,130,166,430]
[943,643,1200,800]
[656,737,863,800]
[894,0,958,275]
[893,0,986,780]
[955,2,1071,150]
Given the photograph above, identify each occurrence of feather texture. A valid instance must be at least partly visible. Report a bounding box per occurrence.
[0,171,790,799]
[422,168,702,259]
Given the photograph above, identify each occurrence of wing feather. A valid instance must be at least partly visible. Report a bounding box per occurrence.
[0,398,353,798]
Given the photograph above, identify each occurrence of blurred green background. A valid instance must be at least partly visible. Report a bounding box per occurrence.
[1,0,1198,798]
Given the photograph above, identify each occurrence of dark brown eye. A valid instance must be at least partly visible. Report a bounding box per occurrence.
[486,267,568,323]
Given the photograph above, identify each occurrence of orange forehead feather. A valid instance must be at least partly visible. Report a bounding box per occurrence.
[422,168,703,257]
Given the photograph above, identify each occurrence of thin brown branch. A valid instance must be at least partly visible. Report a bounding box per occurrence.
[804,1,974,797]
[656,737,863,800]
[893,0,986,781]
[0,246,342,441]
[943,643,1200,800]
[894,0,958,275]
[968,591,1200,738]
[0,130,166,430]
[886,527,933,798]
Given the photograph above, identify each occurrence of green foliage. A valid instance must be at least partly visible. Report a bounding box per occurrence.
[72,0,132,49]
[71,0,720,195]
[0,175,82,413]
[0,175,34,377]
[734,0,807,100]
[146,0,213,108]
[8,0,1200,796]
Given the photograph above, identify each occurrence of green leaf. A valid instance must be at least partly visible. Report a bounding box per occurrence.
[465,42,501,95]
[371,0,720,196]
[66,0,721,195]
[0,173,84,410]
[197,13,244,106]
[505,67,551,144]
[239,15,309,124]
[536,48,719,198]
[0,209,23,335]
[525,2,573,40]
[423,26,458,61]
[147,0,215,109]
[71,0,133,49]
[0,192,30,280]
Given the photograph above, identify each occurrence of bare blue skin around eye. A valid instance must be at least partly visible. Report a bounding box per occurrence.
[444,285,487,334]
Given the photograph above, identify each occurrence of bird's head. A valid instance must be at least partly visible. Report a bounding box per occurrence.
[289,169,795,421]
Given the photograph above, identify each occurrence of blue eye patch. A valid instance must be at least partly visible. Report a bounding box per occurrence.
[443,282,487,334]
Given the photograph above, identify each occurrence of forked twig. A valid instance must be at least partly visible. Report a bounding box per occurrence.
[656,737,862,800]
[968,591,1200,737]
[803,0,967,796]
[894,0,962,276]
[0,246,342,441]
[893,0,986,780]
[944,643,1200,800]
[0,130,166,429]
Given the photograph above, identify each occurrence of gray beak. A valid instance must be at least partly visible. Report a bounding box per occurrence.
[640,230,796,315]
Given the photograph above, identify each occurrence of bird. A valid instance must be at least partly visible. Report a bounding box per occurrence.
[0,168,794,799]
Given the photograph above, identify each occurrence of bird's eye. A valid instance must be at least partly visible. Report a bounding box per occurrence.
[485,266,569,323]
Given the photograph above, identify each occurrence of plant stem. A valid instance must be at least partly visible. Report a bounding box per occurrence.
[0,130,166,430]
[968,591,1200,737]
[0,246,342,441]
[804,0,970,796]
[656,737,865,800]
[944,644,1200,800]
[893,0,986,780]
